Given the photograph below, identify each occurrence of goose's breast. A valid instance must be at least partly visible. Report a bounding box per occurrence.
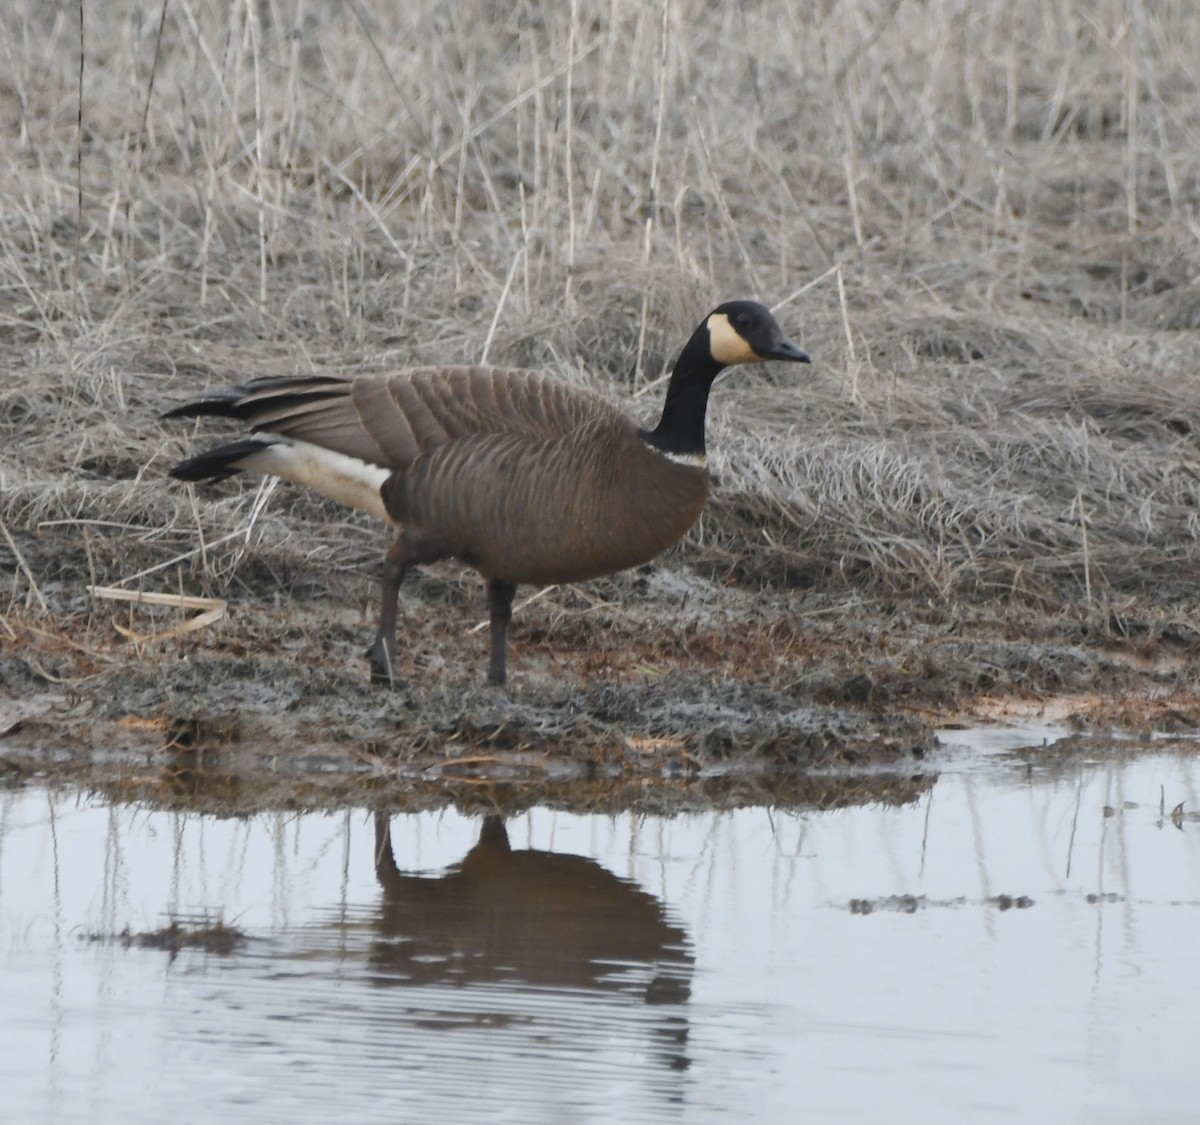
[424,429,711,585]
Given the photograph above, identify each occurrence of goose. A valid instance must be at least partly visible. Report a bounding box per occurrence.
[166,300,810,685]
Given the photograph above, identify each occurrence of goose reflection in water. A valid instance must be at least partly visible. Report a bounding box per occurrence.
[371,813,693,1073]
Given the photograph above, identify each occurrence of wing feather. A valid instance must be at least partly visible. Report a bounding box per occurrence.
[173,365,620,472]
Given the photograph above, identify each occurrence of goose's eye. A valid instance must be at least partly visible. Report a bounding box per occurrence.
[734,312,751,330]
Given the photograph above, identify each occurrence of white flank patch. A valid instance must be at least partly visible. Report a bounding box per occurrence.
[240,438,393,523]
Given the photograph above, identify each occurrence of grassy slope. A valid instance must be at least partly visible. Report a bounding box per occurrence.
[1,0,1199,723]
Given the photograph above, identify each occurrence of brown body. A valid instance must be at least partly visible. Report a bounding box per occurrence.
[371,368,709,584]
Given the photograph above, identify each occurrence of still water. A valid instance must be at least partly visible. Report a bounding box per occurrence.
[2,730,1199,1124]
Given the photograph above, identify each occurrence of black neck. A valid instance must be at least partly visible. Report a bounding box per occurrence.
[641,328,724,456]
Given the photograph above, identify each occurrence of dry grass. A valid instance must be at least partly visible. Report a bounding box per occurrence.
[3,0,1200,642]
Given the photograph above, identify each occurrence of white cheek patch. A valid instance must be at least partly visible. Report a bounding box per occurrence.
[241,438,394,524]
[707,312,759,366]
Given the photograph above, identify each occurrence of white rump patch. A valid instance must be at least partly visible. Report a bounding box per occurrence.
[239,438,393,523]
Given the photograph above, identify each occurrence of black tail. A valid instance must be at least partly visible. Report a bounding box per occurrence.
[162,386,249,421]
[169,439,271,483]
[163,376,351,422]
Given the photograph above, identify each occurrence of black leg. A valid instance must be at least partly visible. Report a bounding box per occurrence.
[486,579,517,686]
[373,812,401,890]
[366,552,406,686]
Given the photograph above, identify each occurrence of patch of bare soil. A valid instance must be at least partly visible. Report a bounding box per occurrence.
[0,573,931,789]
[2,554,1197,815]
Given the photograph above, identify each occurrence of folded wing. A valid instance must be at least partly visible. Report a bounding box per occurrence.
[168,366,612,472]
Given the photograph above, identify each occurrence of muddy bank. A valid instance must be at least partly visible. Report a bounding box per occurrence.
[3,556,1197,813]
[1,614,932,785]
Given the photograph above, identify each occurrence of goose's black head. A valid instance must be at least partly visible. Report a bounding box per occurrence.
[705,300,811,366]
[645,298,811,458]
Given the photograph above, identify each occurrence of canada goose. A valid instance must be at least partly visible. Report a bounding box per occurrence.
[167,300,810,685]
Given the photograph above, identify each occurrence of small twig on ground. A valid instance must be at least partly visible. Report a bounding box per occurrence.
[89,585,227,642]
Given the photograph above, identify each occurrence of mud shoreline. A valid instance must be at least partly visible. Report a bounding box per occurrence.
[3,557,1196,816]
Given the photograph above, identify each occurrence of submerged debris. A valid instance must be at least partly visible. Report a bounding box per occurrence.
[84,917,248,956]
[848,894,1034,914]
